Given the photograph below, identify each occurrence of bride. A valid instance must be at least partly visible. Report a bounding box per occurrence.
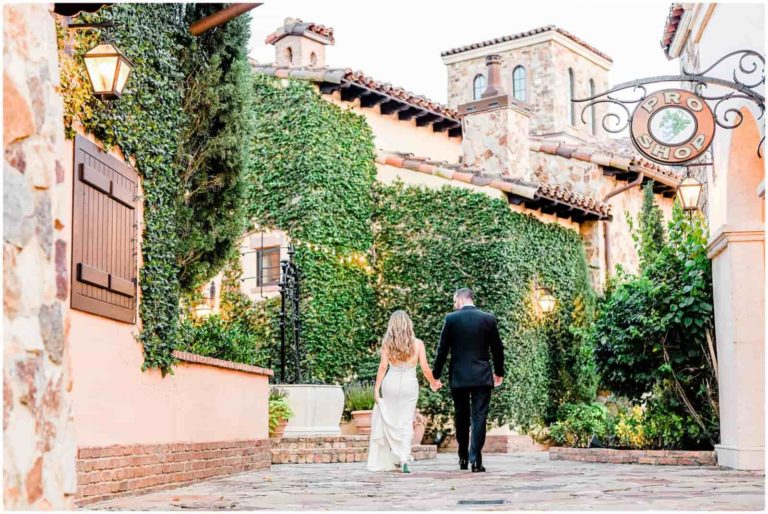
[367,310,440,473]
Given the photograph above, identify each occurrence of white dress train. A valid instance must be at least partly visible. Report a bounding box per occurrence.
[366,363,419,471]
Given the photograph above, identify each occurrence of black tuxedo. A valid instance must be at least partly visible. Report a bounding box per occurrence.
[432,305,505,465]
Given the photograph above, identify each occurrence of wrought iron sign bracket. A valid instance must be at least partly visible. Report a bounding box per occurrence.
[573,50,765,162]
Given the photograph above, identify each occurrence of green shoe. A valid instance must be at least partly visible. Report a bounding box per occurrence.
[401,463,411,474]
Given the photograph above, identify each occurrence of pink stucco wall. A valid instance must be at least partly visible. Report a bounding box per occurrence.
[62,132,269,449]
[69,310,270,447]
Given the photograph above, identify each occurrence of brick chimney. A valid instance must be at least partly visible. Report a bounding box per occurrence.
[265,18,335,68]
[458,55,531,181]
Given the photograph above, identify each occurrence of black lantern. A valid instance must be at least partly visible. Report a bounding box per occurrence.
[83,42,133,100]
[677,176,704,212]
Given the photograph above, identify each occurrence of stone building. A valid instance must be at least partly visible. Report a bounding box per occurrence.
[661,2,765,470]
[243,18,678,300]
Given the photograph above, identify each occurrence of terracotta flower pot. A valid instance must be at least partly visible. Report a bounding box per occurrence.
[351,410,373,435]
[412,409,426,445]
[271,419,288,440]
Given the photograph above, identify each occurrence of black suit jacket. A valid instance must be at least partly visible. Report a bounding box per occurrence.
[432,305,505,389]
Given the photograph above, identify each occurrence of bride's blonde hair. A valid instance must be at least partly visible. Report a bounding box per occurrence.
[382,310,417,363]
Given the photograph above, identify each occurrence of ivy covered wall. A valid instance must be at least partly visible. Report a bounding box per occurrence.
[248,76,597,428]
[58,3,254,374]
[248,76,379,383]
[373,183,597,429]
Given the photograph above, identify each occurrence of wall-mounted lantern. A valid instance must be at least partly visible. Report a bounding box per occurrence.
[676,176,704,212]
[83,42,134,100]
[537,287,557,315]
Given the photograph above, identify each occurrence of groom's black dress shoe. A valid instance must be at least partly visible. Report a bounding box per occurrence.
[471,462,486,473]
[459,459,468,470]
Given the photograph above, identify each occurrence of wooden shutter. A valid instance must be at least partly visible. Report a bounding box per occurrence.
[71,135,138,323]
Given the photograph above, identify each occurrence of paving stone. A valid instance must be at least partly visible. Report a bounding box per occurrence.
[88,453,764,511]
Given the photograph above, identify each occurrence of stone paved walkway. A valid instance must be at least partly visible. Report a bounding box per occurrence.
[90,453,764,510]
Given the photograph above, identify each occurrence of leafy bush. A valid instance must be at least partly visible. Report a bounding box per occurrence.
[268,388,294,433]
[344,382,376,414]
[593,192,718,449]
[549,402,613,448]
[615,405,649,449]
[178,314,259,365]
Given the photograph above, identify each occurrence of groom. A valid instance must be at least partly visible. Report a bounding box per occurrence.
[432,288,505,472]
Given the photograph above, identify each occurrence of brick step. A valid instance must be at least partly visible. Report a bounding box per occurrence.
[271,436,437,464]
[439,434,548,453]
[272,435,370,451]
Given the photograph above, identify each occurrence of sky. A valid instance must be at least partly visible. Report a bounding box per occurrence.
[247,1,681,105]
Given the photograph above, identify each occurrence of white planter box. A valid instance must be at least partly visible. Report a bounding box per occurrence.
[273,384,344,436]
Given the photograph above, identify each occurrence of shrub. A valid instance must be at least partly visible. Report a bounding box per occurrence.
[268,388,294,433]
[178,314,258,365]
[549,402,613,448]
[615,405,649,449]
[593,198,718,450]
[344,382,376,414]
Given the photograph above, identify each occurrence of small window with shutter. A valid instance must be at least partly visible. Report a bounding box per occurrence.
[71,135,138,323]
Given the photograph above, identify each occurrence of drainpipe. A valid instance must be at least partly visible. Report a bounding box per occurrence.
[601,168,645,283]
[189,3,261,36]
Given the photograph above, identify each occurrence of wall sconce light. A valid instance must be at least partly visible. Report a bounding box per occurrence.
[534,278,556,316]
[83,42,134,100]
[676,176,704,212]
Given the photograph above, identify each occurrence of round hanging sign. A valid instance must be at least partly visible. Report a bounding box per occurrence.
[630,89,715,165]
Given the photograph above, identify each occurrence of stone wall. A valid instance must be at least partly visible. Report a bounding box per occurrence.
[444,37,610,141]
[3,3,77,509]
[530,150,675,285]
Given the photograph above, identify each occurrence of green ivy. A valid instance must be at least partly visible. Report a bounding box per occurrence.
[372,183,597,430]
[58,4,254,374]
[248,76,378,384]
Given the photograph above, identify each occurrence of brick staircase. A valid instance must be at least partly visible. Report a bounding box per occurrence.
[271,435,437,464]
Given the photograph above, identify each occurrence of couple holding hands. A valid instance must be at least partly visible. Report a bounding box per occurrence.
[367,288,505,474]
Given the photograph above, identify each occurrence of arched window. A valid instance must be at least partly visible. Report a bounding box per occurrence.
[285,46,293,64]
[512,66,527,102]
[589,78,597,135]
[473,74,486,100]
[310,51,318,66]
[568,68,576,126]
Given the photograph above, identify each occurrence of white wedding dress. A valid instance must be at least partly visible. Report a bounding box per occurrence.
[366,362,419,471]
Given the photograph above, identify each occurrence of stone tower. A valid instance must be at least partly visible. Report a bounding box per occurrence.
[442,25,612,143]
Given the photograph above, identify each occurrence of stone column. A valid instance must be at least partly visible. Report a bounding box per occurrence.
[707,225,765,470]
[3,4,76,508]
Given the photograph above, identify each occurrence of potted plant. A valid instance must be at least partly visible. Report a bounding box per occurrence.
[269,388,294,440]
[412,409,427,445]
[344,382,376,435]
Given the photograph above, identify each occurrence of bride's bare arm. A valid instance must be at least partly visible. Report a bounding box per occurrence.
[418,340,437,385]
[374,348,389,403]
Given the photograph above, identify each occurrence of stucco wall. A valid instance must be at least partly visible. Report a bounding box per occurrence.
[69,311,270,447]
[3,4,77,509]
[60,134,270,448]
[324,90,462,162]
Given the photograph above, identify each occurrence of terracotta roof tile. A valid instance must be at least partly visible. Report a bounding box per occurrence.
[660,4,685,58]
[252,65,460,122]
[376,149,611,220]
[441,25,612,63]
[531,138,682,189]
